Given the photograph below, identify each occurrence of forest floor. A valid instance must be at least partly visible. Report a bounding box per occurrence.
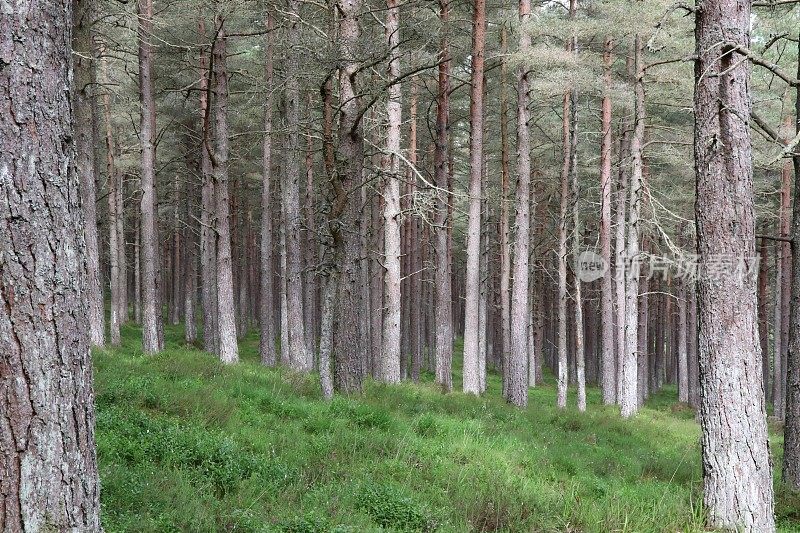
[95,323,800,532]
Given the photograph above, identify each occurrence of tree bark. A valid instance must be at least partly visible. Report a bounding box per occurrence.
[434,0,453,392]
[462,0,487,395]
[1,1,102,526]
[212,18,239,364]
[138,0,163,353]
[694,0,775,526]
[499,26,512,398]
[600,36,616,404]
[678,279,688,403]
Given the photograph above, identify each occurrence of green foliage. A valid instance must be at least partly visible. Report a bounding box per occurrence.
[94,323,798,532]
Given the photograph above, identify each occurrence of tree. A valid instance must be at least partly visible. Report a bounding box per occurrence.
[212,15,239,364]
[694,0,775,526]
[507,0,532,408]
[1,0,101,527]
[139,0,163,353]
[462,0,487,395]
[381,0,403,383]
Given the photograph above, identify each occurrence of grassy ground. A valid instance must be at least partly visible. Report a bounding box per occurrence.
[94,323,800,532]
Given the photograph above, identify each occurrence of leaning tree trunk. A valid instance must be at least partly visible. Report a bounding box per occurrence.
[507,0,532,408]
[259,13,277,366]
[694,0,775,527]
[138,0,163,353]
[283,0,311,371]
[212,18,239,364]
[782,33,800,490]
[620,35,644,419]
[600,36,616,404]
[73,0,105,346]
[381,0,402,383]
[462,0,487,395]
[1,1,102,527]
[434,0,453,392]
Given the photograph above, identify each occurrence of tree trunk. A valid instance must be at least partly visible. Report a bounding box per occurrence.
[781,34,800,490]
[409,80,423,382]
[620,35,644,419]
[507,0,532,407]
[1,1,102,526]
[260,13,277,366]
[570,95,586,412]
[74,0,105,346]
[758,232,770,403]
[499,26,512,398]
[138,0,163,353]
[434,0,453,392]
[600,36,616,404]
[678,278,688,403]
[304,95,318,356]
[694,0,775,526]
[283,0,311,371]
[462,0,486,395]
[777,123,793,420]
[212,18,239,364]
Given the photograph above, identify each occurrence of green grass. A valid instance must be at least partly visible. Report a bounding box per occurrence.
[93,323,799,532]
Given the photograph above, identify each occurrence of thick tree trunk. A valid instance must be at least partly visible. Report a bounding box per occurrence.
[332,0,366,393]
[620,35,644,419]
[212,19,239,364]
[694,0,775,527]
[260,13,277,366]
[600,36,616,404]
[434,0,453,391]
[1,1,102,526]
[74,0,105,346]
[782,35,800,490]
[138,0,163,353]
[507,0,532,407]
[462,0,487,395]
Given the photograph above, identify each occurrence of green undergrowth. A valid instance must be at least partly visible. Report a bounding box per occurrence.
[93,323,798,532]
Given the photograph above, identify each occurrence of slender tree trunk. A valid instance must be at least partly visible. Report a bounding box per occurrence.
[570,96,585,412]
[74,0,105,346]
[171,173,182,325]
[462,0,487,395]
[758,233,770,403]
[775,237,785,416]
[694,0,775,526]
[782,34,800,489]
[620,35,644,418]
[506,0,532,407]
[557,91,571,410]
[304,95,318,356]
[138,0,163,353]
[777,127,793,420]
[212,18,239,364]
[409,80,423,382]
[499,26,512,397]
[380,0,402,383]
[1,1,102,526]
[600,36,616,404]
[434,0,453,391]
[688,285,699,407]
[260,13,277,366]
[614,119,630,403]
[678,278,688,403]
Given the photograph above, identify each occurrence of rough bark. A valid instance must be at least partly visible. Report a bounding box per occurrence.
[1,1,102,527]
[600,36,616,404]
[462,0,487,395]
[434,0,453,392]
[506,0,532,407]
[212,18,239,364]
[694,0,775,526]
[260,13,277,366]
[499,26,512,397]
[620,35,644,419]
[138,0,163,353]
[409,80,423,382]
[570,94,585,412]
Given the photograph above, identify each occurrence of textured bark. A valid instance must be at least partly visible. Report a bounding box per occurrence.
[1,1,102,527]
[212,19,239,364]
[284,0,311,371]
[782,35,800,490]
[600,36,616,404]
[694,0,775,526]
[499,26,512,397]
[74,0,105,347]
[678,279,688,403]
[304,97,318,356]
[614,119,630,403]
[138,0,163,353]
[637,253,649,406]
[570,97,585,412]
[774,242,784,414]
[777,124,793,420]
[378,0,402,383]
[408,81,423,382]
[506,0,532,407]
[332,0,366,393]
[434,0,453,392]
[260,13,277,366]
[462,0,487,395]
[620,35,644,419]
[557,89,571,410]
